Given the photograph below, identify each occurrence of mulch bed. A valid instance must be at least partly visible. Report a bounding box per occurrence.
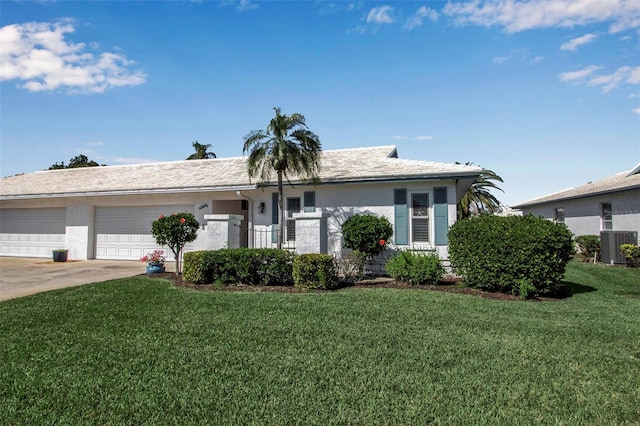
[145,272,564,302]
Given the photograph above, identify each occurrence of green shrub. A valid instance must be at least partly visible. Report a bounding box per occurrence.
[386,250,445,285]
[183,251,209,284]
[293,254,338,290]
[182,249,294,285]
[575,235,600,262]
[448,214,574,297]
[341,214,393,258]
[620,244,640,268]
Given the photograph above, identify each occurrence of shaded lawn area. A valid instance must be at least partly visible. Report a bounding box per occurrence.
[1,261,639,425]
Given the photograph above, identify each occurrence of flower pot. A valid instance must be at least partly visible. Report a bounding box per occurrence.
[52,250,68,262]
[146,263,165,274]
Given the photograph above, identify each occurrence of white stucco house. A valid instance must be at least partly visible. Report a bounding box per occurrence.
[0,145,481,261]
[512,164,640,246]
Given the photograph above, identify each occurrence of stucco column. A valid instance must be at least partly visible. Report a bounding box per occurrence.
[65,204,95,260]
[293,211,329,254]
[204,214,243,250]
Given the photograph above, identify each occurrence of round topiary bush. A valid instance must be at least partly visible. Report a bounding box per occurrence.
[448,214,574,298]
[341,214,393,258]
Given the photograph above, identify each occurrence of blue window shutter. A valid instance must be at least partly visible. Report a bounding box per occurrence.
[434,187,448,246]
[394,189,408,245]
[271,192,278,243]
[303,191,316,212]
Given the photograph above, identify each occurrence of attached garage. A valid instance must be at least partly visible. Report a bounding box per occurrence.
[0,208,66,258]
[94,205,193,260]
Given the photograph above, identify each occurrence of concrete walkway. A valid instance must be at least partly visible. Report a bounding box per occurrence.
[0,257,171,302]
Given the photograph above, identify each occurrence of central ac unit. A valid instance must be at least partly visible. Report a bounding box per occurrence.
[600,231,638,264]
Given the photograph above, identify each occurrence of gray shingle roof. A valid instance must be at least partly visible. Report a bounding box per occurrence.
[1,145,481,199]
[512,164,640,208]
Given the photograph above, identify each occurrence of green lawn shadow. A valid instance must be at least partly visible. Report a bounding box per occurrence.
[552,281,597,299]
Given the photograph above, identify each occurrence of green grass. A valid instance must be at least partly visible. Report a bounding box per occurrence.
[1,261,639,425]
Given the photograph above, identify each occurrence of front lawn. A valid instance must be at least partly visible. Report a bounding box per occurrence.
[1,261,638,425]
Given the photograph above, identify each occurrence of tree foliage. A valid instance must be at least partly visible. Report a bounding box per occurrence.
[341,214,393,258]
[150,212,199,275]
[186,141,216,160]
[243,107,322,249]
[49,154,104,170]
[457,163,504,220]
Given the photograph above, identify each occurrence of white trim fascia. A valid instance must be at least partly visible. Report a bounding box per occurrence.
[0,185,258,201]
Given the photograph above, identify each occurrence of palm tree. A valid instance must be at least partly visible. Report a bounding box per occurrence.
[457,163,504,220]
[243,107,322,249]
[186,141,216,160]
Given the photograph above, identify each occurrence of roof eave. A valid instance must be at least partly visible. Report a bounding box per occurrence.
[512,184,640,209]
[0,185,258,201]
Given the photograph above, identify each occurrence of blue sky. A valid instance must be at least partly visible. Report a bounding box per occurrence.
[1,0,638,206]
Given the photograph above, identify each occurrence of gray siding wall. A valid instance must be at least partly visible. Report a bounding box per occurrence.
[522,189,640,241]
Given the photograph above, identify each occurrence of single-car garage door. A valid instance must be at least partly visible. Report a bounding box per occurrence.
[95,206,194,260]
[0,208,66,258]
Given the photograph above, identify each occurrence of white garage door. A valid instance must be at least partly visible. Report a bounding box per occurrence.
[0,208,66,258]
[95,206,193,260]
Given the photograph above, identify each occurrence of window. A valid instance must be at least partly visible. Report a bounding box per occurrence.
[286,197,301,241]
[411,193,429,242]
[602,203,612,230]
[554,207,565,224]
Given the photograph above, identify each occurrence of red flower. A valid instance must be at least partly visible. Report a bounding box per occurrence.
[180,217,186,223]
[379,239,386,246]
[158,214,164,219]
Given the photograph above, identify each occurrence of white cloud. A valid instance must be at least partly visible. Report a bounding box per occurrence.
[493,49,543,65]
[559,65,640,92]
[415,135,433,141]
[237,0,258,12]
[560,33,597,51]
[633,107,640,114]
[588,65,640,92]
[403,6,438,30]
[558,65,602,82]
[366,5,394,24]
[443,0,640,34]
[392,135,408,140]
[0,21,146,94]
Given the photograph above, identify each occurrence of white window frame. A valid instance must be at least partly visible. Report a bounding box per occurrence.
[410,192,431,244]
[554,207,565,224]
[286,197,301,241]
[601,202,612,230]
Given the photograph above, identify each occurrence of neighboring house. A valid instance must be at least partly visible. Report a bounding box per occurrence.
[0,145,481,261]
[512,164,640,243]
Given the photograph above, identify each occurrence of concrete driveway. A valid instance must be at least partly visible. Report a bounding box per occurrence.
[0,257,168,302]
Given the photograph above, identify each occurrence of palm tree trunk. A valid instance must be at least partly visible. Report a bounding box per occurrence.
[277,170,284,250]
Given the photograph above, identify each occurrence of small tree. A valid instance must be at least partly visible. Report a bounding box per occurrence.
[150,212,199,274]
[341,214,393,258]
[48,154,105,170]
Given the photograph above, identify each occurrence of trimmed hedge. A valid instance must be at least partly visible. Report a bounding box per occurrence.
[386,250,445,285]
[448,214,574,298]
[293,254,338,290]
[183,248,294,285]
